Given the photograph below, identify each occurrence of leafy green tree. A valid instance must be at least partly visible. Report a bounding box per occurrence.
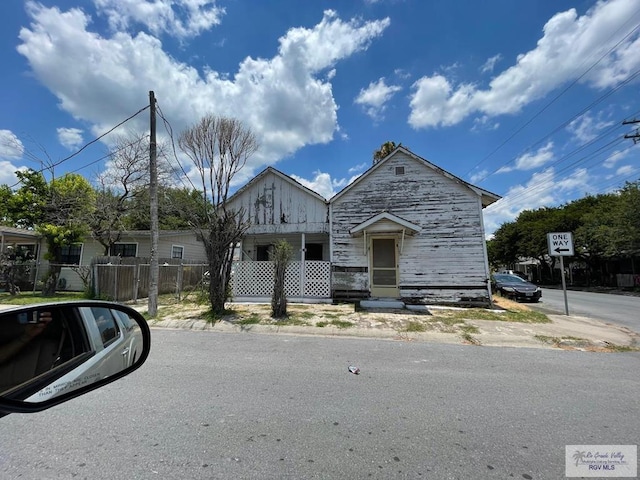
[4,169,48,228]
[38,173,96,295]
[122,186,205,231]
[617,181,640,256]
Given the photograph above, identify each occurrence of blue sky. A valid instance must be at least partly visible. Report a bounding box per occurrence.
[1,0,640,236]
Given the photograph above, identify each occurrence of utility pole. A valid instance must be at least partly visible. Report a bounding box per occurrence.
[148,91,159,317]
[623,118,640,144]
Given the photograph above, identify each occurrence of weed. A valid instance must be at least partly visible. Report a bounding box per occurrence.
[534,335,561,345]
[441,308,550,324]
[460,324,480,334]
[329,319,354,329]
[316,321,328,328]
[403,321,427,333]
[273,317,310,326]
[237,314,261,325]
[461,332,481,345]
[603,343,640,352]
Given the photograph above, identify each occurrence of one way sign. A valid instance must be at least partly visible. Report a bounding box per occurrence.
[547,232,574,256]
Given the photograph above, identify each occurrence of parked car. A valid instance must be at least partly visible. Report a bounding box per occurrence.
[498,269,528,280]
[0,301,150,416]
[491,274,542,302]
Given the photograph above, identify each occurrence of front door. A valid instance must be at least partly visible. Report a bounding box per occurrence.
[370,238,398,298]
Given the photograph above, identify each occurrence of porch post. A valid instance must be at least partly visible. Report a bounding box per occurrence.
[300,233,306,297]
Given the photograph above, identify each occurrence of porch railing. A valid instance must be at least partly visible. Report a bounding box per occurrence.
[232,261,331,298]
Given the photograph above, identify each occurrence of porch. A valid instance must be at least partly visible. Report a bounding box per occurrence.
[232,260,332,302]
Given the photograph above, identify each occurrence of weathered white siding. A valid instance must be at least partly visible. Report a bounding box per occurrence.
[331,151,491,304]
[228,170,329,235]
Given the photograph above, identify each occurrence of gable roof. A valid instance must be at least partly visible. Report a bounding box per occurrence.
[228,166,329,205]
[349,212,421,236]
[330,146,501,208]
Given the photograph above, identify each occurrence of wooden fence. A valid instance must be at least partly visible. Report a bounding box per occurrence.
[92,257,208,302]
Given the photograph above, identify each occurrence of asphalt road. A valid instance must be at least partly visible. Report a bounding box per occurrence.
[1,330,639,479]
[534,288,640,333]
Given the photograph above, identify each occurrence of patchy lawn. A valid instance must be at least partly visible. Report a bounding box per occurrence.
[143,298,549,346]
[0,291,85,305]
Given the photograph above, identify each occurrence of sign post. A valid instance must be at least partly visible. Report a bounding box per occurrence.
[547,232,574,315]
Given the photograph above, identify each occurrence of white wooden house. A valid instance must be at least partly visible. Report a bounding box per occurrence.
[330,146,500,305]
[225,167,331,300]
[227,148,500,305]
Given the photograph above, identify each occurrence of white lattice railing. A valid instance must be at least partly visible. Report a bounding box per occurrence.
[232,261,331,298]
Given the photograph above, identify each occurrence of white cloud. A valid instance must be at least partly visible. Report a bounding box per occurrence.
[0,130,26,185]
[57,127,84,150]
[94,0,225,39]
[567,112,614,143]
[290,170,363,199]
[497,142,555,173]
[0,130,25,160]
[348,162,368,174]
[17,6,390,179]
[615,164,635,176]
[603,148,629,168]
[483,167,592,236]
[290,171,335,199]
[480,54,502,74]
[354,77,402,120]
[469,169,488,184]
[471,115,499,132]
[409,0,640,129]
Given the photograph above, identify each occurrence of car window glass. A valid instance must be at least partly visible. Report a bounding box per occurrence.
[90,308,120,346]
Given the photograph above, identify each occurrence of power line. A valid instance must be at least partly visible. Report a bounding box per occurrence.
[10,105,150,188]
[154,100,199,192]
[474,68,640,185]
[466,19,640,179]
[66,135,151,176]
[487,137,636,211]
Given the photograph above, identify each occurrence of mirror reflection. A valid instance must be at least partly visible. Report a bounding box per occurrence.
[0,305,144,403]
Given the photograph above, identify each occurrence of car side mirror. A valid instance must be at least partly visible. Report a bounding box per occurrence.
[0,301,150,416]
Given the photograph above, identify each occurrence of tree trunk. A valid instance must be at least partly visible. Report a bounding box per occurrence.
[42,266,61,296]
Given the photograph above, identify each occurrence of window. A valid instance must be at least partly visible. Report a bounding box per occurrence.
[110,243,137,257]
[256,245,273,261]
[90,307,120,346]
[60,244,82,264]
[16,244,37,259]
[305,243,323,261]
[171,245,184,259]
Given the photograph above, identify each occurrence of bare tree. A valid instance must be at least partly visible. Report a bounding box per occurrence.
[90,132,170,255]
[179,115,258,315]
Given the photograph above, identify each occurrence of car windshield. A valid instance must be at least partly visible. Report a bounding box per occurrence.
[494,274,527,283]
